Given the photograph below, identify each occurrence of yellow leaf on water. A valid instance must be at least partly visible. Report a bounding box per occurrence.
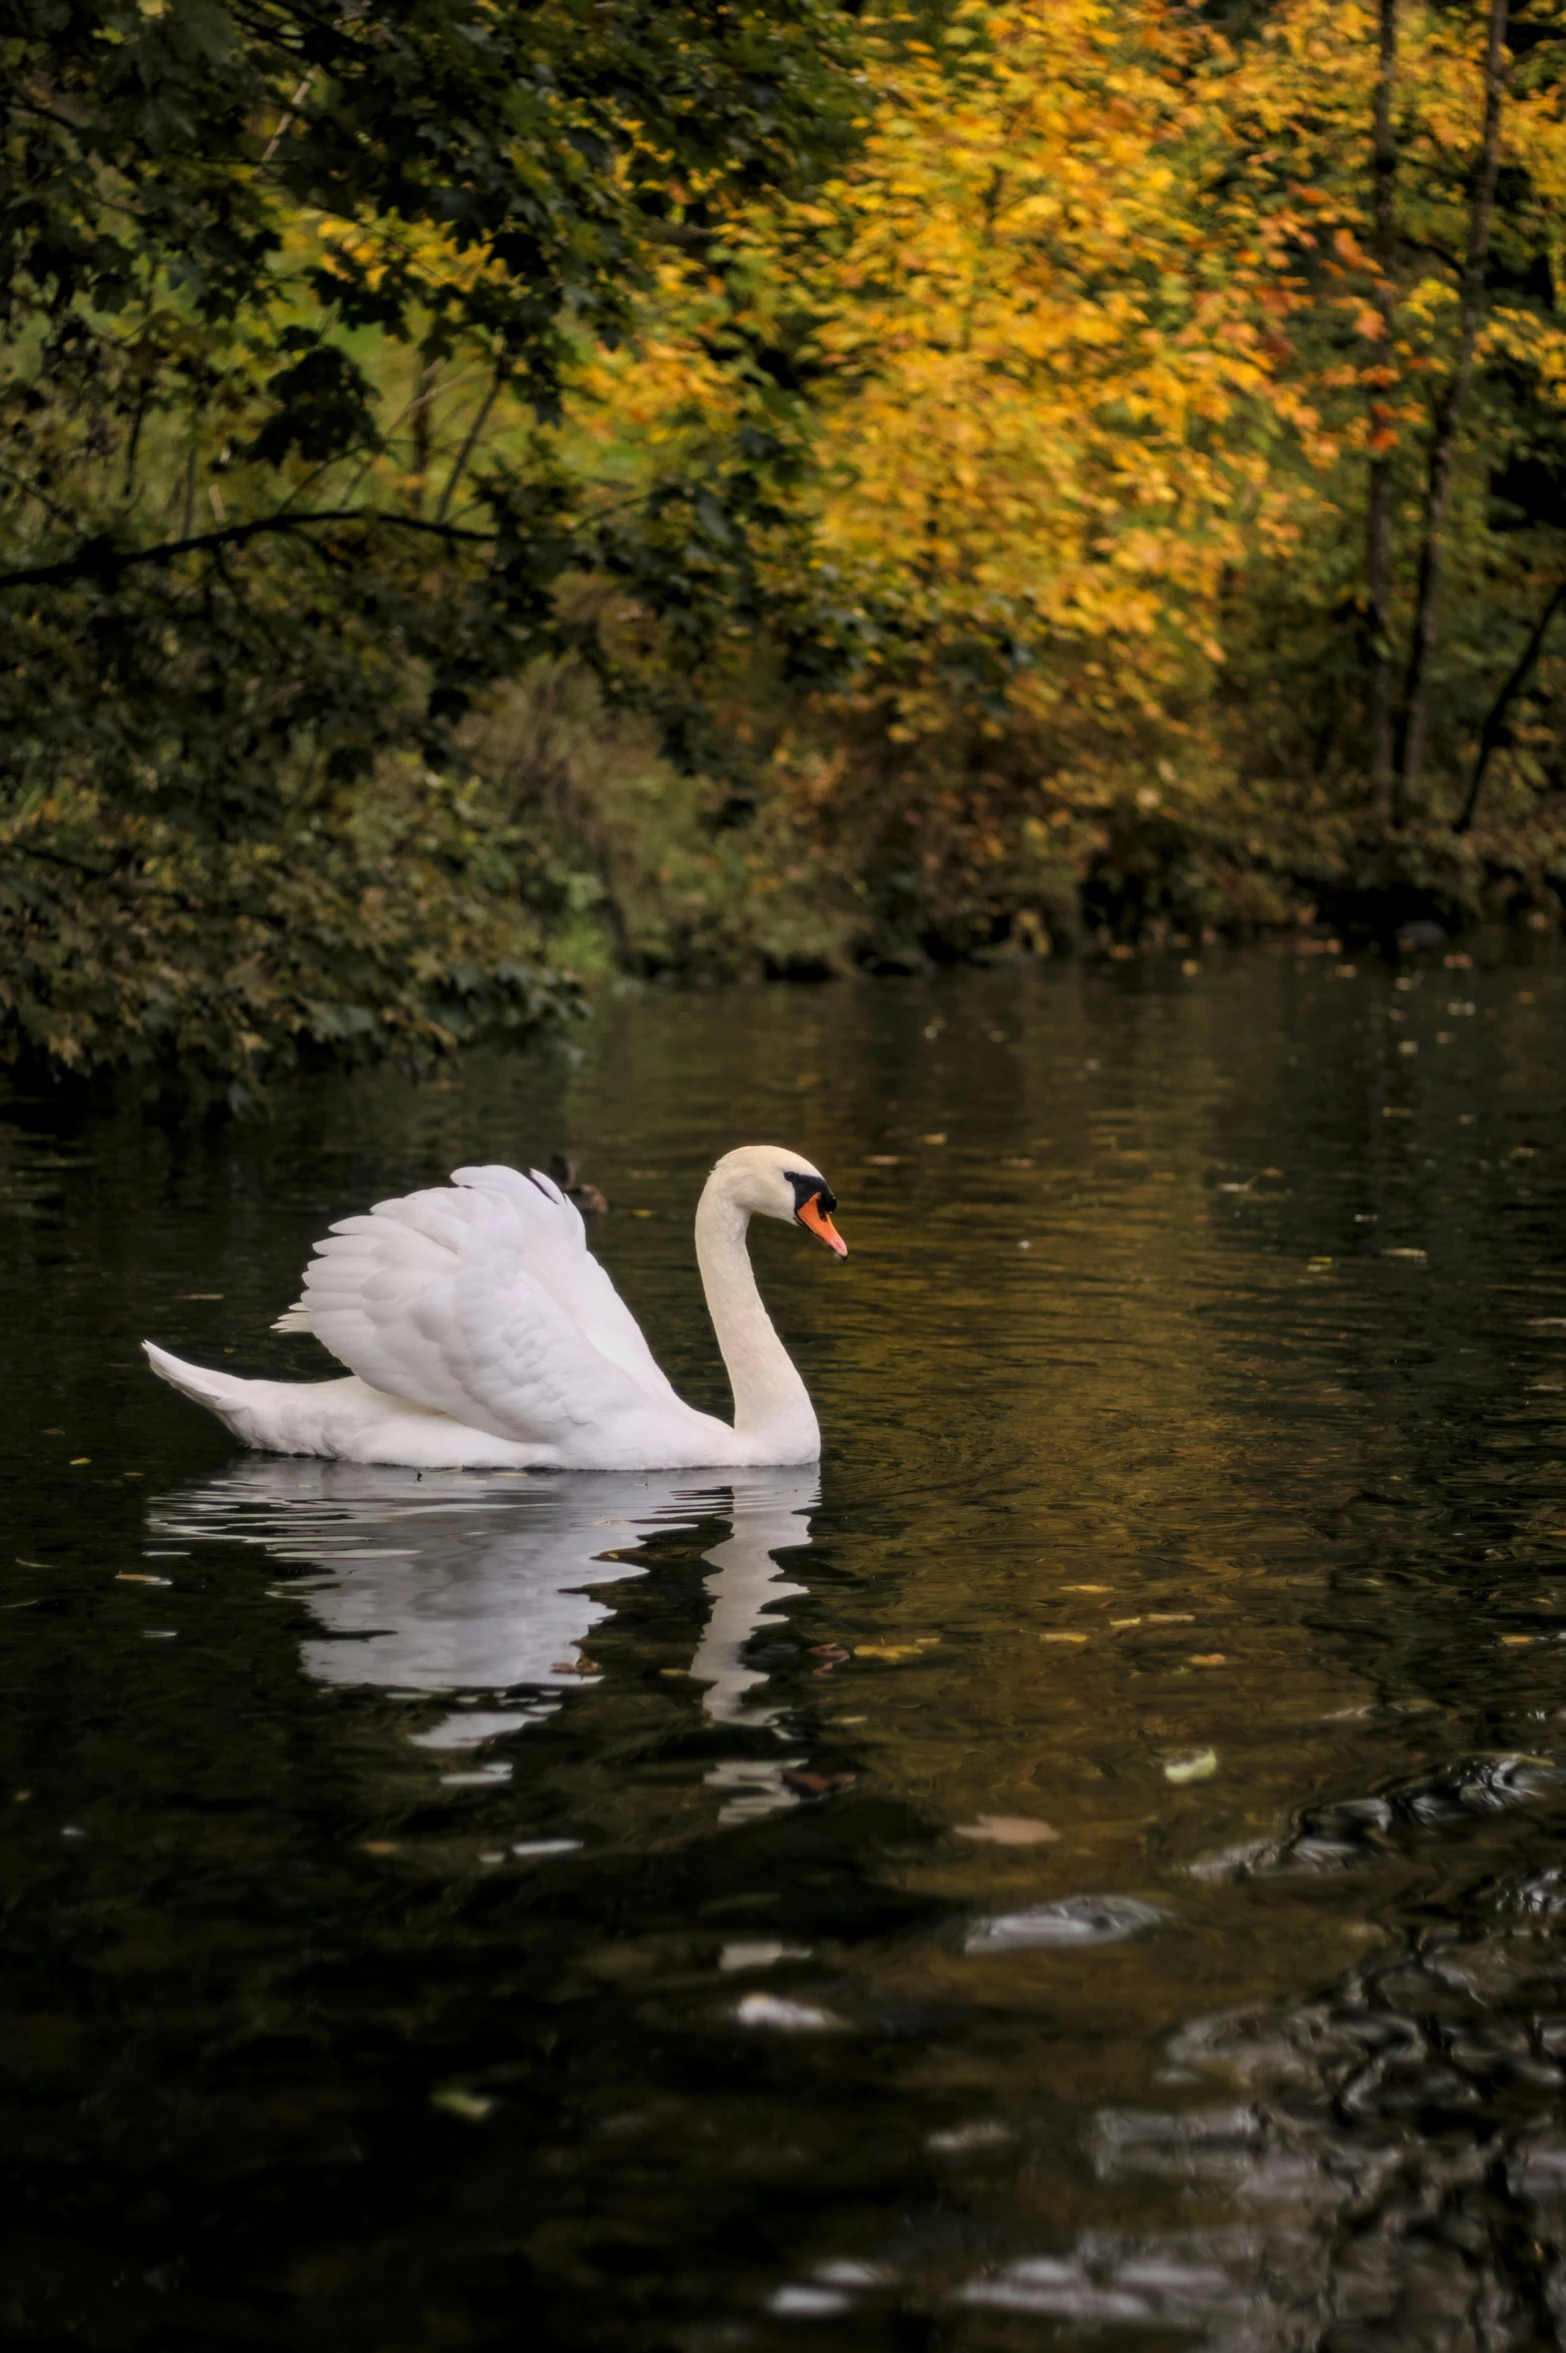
[1190,1653,1228,1667]
[1040,1631,1088,1645]
[1164,1748,1218,1784]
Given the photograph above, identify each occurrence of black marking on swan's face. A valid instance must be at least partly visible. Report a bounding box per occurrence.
[786,1169,836,1220]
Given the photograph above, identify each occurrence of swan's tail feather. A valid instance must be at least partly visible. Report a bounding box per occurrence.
[142,1341,262,1428]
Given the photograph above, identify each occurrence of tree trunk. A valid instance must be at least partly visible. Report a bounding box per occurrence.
[1367,0,1399,828]
[1454,576,1566,832]
[1397,0,1509,818]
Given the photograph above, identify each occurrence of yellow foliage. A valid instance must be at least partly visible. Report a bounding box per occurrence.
[575,2,1347,759]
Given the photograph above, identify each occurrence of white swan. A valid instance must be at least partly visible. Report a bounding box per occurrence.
[143,1144,847,1471]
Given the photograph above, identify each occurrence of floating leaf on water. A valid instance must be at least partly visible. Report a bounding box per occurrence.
[1164,1748,1218,1783]
[1381,1247,1427,1262]
[1148,1613,1194,1624]
[1110,1617,1141,1629]
[360,1840,399,1856]
[1040,1631,1088,1645]
[853,1639,939,1661]
[735,1991,844,2031]
[1062,1583,1110,1592]
[1501,1635,1534,1647]
[511,1838,581,1859]
[116,1573,171,1586]
[69,1457,90,1466]
[719,1939,812,1972]
[954,1816,1060,1846]
[1189,1653,1228,1668]
[965,1895,1167,1953]
[922,1132,948,1145]
[864,1154,901,1166]
[431,2088,494,2122]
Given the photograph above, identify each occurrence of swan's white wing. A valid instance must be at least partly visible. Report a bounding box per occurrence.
[278,1164,687,1448]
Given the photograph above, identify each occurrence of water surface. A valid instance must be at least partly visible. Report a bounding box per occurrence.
[5,947,1566,2349]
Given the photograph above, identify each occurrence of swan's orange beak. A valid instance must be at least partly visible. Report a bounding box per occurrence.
[797,1195,848,1258]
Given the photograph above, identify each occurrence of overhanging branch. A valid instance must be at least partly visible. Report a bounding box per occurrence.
[0,509,497,596]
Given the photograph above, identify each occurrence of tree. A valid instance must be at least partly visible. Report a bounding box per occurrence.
[1397,0,1511,814]
[0,0,857,1095]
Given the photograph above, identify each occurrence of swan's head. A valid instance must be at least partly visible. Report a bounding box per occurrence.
[712,1145,847,1258]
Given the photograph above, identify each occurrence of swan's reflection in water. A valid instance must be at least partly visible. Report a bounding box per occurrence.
[151,1462,814,1780]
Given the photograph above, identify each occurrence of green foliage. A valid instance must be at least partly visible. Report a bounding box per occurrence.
[0,0,858,1090]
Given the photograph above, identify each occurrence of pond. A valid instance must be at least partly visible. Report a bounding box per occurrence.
[5,946,1566,2351]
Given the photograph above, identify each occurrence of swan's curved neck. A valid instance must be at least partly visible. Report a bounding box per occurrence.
[695,1176,818,1460]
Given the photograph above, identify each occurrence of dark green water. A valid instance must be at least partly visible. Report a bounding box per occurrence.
[6,947,1566,2351]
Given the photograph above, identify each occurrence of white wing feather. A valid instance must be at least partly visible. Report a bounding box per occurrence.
[276,1165,686,1450]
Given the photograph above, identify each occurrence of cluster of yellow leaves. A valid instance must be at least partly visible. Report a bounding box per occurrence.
[794,1,1321,735]
[577,1,1338,747]
[1213,0,1566,457]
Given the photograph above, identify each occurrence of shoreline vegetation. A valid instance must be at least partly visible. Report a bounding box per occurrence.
[4,1,1566,1106]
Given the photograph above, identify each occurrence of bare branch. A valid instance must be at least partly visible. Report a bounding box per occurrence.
[0,510,497,596]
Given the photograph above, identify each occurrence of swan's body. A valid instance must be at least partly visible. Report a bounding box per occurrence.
[144,1146,846,1471]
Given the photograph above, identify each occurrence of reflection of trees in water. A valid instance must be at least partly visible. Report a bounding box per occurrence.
[961,1755,1566,2349]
